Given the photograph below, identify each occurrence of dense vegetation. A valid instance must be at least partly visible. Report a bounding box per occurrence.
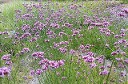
[0,0,128,84]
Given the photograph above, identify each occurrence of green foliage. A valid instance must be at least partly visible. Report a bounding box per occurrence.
[121,0,128,4]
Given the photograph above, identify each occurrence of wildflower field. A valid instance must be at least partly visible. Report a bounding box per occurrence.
[0,0,128,84]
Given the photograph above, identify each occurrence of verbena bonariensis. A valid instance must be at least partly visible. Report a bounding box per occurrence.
[0,1,128,84]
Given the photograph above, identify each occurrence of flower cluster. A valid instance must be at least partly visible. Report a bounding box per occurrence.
[0,67,11,77]
[32,51,44,59]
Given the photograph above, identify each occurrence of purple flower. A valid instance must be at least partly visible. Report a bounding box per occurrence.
[30,70,35,76]
[72,29,80,36]
[111,51,118,56]
[59,47,67,54]
[22,48,30,53]
[39,59,49,65]
[22,13,33,20]
[21,24,30,31]
[50,23,60,29]
[100,66,105,70]
[89,63,97,68]
[63,23,73,28]
[118,62,125,68]
[69,49,75,55]
[96,56,104,64]
[0,67,11,77]
[58,60,65,67]
[103,21,110,27]
[5,61,12,65]
[99,69,109,75]
[49,61,59,68]
[42,64,48,71]
[1,54,11,61]
[20,32,31,39]
[120,71,126,77]
[53,43,60,48]
[123,8,128,13]
[79,45,85,50]
[36,69,42,75]
[30,37,37,42]
[58,32,67,37]
[32,52,44,59]
[83,56,95,63]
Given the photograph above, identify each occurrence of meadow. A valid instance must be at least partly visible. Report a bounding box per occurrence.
[0,0,128,84]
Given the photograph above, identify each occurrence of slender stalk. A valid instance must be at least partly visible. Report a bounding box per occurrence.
[106,60,114,84]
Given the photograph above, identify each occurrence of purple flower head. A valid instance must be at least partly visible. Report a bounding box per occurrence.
[33,3,43,9]
[30,70,35,76]
[103,21,110,27]
[118,62,125,68]
[36,69,42,75]
[123,8,128,13]
[100,66,105,70]
[46,30,54,35]
[82,52,95,63]
[59,41,69,45]
[79,45,85,50]
[117,39,127,44]
[120,71,126,77]
[5,61,12,65]
[111,51,118,56]
[0,69,4,77]
[96,56,104,64]
[53,42,60,48]
[34,21,45,30]
[99,69,109,75]
[89,63,97,68]
[49,61,59,68]
[22,48,30,53]
[59,47,67,54]
[21,24,30,31]
[85,44,91,49]
[91,22,103,26]
[1,54,11,61]
[58,60,65,67]
[32,52,44,59]
[86,52,94,57]
[42,64,48,71]
[30,37,37,42]
[20,32,31,39]
[64,23,73,28]
[69,49,75,55]
[3,31,8,35]
[39,59,49,65]
[72,29,80,36]
[83,56,95,63]
[0,67,11,77]
[70,4,77,9]
[22,13,33,20]
[58,32,67,37]
[114,35,119,38]
[118,12,126,17]
[50,23,60,29]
